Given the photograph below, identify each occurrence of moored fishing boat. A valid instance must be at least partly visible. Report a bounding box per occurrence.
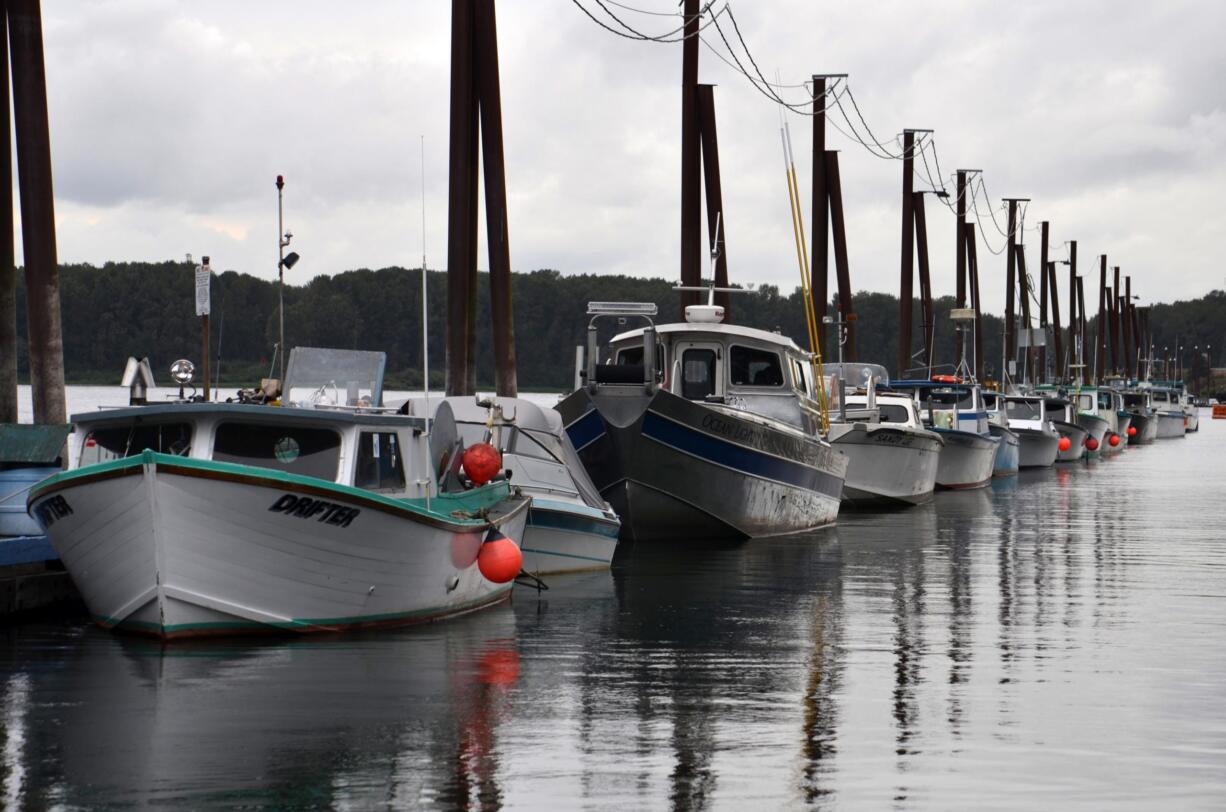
[1096,388,1129,454]
[827,363,942,506]
[27,349,531,639]
[1124,390,1158,445]
[1150,386,1187,439]
[410,395,620,574]
[1046,397,1089,461]
[981,391,1019,477]
[890,380,999,490]
[1068,388,1111,458]
[556,301,847,542]
[1004,394,1060,468]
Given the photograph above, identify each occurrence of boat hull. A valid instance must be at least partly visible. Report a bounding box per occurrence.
[1014,427,1060,469]
[932,429,998,490]
[521,499,621,574]
[829,423,942,506]
[989,424,1019,477]
[1075,413,1111,458]
[1128,412,1158,445]
[558,388,847,542]
[28,453,529,639]
[1053,421,1089,462]
[1156,410,1187,439]
[1185,406,1199,432]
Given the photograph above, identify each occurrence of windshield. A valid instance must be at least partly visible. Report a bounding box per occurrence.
[283,347,386,407]
[1006,400,1042,420]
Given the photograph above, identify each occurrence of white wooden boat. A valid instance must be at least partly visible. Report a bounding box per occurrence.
[27,349,530,639]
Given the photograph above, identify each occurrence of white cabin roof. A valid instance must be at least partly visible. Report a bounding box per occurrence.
[610,322,806,355]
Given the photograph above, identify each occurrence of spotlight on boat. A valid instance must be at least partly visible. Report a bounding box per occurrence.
[170,359,195,385]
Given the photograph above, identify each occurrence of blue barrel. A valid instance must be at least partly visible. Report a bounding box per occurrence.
[0,466,59,536]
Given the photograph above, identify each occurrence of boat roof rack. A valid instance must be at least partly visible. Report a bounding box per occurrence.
[587,302,658,317]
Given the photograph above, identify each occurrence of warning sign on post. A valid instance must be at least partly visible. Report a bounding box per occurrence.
[195,265,210,316]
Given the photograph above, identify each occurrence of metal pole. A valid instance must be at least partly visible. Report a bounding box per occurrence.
[1068,241,1078,379]
[899,130,915,376]
[10,0,65,425]
[679,0,701,316]
[276,175,285,384]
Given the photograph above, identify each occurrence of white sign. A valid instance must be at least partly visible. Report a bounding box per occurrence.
[195,266,210,316]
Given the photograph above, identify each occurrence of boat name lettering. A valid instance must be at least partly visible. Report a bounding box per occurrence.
[33,494,73,528]
[268,494,359,528]
[701,413,764,445]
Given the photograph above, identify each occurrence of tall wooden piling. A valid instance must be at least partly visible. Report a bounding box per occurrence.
[1047,260,1063,382]
[9,0,64,425]
[679,0,701,315]
[965,222,984,381]
[811,77,828,352]
[696,84,729,317]
[913,192,933,372]
[1067,241,1078,379]
[1003,199,1018,373]
[898,131,915,376]
[0,8,14,424]
[826,151,855,360]
[446,0,517,396]
[1096,255,1107,383]
[1038,222,1049,380]
[954,171,968,368]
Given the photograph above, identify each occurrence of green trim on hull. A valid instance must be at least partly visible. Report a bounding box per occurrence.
[30,449,508,527]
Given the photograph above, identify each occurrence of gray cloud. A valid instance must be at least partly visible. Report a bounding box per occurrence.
[36,0,1226,317]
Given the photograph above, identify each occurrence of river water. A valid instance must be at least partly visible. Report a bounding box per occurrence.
[4,390,1225,809]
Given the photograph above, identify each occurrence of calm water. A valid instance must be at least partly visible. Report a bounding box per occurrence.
[4,391,1225,809]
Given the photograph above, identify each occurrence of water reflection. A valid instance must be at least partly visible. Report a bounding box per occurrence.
[2,427,1224,807]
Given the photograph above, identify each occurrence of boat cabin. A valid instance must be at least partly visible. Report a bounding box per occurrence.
[888,381,990,435]
[1004,395,1053,430]
[69,348,460,501]
[604,321,824,434]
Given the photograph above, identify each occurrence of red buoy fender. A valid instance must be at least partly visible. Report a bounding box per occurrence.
[1127,426,1137,437]
[1108,433,1121,447]
[462,443,503,487]
[1058,436,1072,452]
[477,530,522,584]
[1086,437,1099,451]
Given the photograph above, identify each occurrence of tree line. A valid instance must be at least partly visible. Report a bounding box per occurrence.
[9,261,1226,393]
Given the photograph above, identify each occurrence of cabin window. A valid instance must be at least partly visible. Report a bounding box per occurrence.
[616,345,664,374]
[80,423,193,465]
[878,404,911,424]
[213,423,340,480]
[730,345,783,387]
[1006,400,1042,420]
[791,359,810,396]
[681,349,718,400]
[354,432,406,492]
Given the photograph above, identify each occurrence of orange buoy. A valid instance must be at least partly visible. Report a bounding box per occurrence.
[1058,436,1072,452]
[1108,433,1121,447]
[1127,426,1137,437]
[462,443,503,486]
[477,530,522,583]
[1086,437,1099,452]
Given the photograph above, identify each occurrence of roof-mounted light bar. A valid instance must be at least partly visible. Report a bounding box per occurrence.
[587,302,658,317]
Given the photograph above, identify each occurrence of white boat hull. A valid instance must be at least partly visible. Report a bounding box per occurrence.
[30,456,529,638]
[1156,410,1187,439]
[521,499,621,575]
[933,429,998,490]
[1014,427,1060,469]
[830,423,942,505]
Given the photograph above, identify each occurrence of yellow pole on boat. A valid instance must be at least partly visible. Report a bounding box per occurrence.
[780,121,830,434]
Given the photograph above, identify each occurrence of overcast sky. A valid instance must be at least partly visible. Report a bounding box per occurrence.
[37,0,1226,315]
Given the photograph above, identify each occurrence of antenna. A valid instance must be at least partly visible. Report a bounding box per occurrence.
[420,135,432,509]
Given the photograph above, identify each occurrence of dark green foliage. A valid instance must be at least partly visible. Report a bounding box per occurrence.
[9,261,1224,389]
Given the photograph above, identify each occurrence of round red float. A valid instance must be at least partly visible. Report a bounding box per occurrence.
[1108,433,1121,447]
[462,443,503,486]
[1058,436,1072,452]
[477,532,522,583]
[1086,437,1099,451]
[1127,426,1137,437]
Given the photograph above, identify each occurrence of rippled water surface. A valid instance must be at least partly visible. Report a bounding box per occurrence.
[3,402,1225,809]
